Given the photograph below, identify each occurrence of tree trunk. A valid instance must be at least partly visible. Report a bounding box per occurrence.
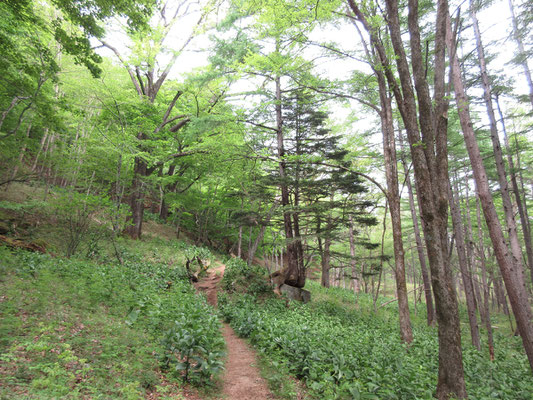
[321,235,331,288]
[507,0,533,111]
[494,94,533,281]
[275,74,304,288]
[349,215,360,293]
[475,193,495,360]
[124,156,147,239]
[447,13,533,370]
[237,225,243,258]
[7,123,31,190]
[470,2,532,295]
[400,131,436,326]
[348,0,467,395]
[0,96,23,132]
[448,180,481,350]
[380,89,413,343]
[31,128,49,172]
[247,203,277,266]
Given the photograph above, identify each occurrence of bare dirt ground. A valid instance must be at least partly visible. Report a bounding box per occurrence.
[194,263,275,400]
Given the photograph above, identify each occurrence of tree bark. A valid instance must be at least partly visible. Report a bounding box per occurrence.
[475,192,495,360]
[247,203,277,266]
[348,0,467,395]
[124,156,147,239]
[349,215,360,293]
[448,180,481,350]
[7,123,31,189]
[400,131,436,326]
[320,235,331,288]
[380,90,413,343]
[493,94,533,281]
[447,12,533,370]
[275,74,304,288]
[470,2,532,295]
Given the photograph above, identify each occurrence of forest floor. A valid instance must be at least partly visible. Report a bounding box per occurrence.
[194,263,275,400]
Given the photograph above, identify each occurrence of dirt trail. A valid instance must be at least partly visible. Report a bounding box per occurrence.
[194,263,274,400]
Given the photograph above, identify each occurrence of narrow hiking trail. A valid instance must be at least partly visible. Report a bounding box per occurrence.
[194,263,275,400]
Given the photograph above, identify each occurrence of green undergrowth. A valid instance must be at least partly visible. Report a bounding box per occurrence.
[221,257,272,295]
[0,242,224,399]
[219,281,533,400]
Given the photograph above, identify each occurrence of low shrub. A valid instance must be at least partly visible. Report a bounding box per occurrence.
[221,257,271,296]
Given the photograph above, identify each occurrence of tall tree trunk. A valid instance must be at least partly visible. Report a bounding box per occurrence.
[380,90,413,343]
[349,215,360,293]
[348,0,467,396]
[0,96,23,132]
[7,123,31,189]
[31,128,49,172]
[470,2,533,291]
[400,131,436,326]
[447,13,533,370]
[494,94,533,280]
[507,0,533,111]
[124,156,147,239]
[475,192,495,360]
[237,226,243,258]
[321,235,331,288]
[461,176,482,312]
[275,74,304,288]
[448,180,481,350]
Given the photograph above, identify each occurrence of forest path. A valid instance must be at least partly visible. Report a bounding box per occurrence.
[194,263,275,400]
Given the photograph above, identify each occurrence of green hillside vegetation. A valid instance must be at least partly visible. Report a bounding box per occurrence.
[0,180,532,399]
[219,261,532,400]
[2,0,533,399]
[0,186,225,399]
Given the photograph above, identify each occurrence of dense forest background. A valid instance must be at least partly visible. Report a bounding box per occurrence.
[1,0,533,399]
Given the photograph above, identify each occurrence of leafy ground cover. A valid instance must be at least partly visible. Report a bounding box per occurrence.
[219,279,533,400]
[0,241,224,399]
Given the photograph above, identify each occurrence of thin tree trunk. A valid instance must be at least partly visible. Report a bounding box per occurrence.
[237,226,243,258]
[0,96,24,132]
[447,13,533,370]
[471,3,533,293]
[349,215,360,293]
[507,0,533,111]
[31,128,49,172]
[494,94,533,280]
[400,130,436,326]
[317,219,329,288]
[321,216,332,288]
[7,123,31,190]
[448,180,481,350]
[124,156,147,239]
[380,91,413,343]
[475,192,495,360]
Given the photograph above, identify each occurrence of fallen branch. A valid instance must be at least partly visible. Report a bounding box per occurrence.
[0,235,47,253]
